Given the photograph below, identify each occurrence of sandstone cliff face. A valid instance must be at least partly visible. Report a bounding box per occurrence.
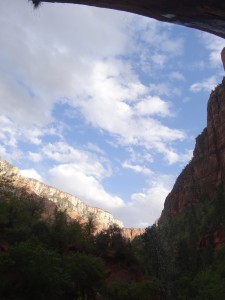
[122,228,145,240]
[0,160,123,230]
[162,78,225,217]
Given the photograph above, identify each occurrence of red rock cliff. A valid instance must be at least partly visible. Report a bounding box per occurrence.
[161,77,225,217]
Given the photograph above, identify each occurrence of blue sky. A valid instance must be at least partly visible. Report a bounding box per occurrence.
[0,0,224,227]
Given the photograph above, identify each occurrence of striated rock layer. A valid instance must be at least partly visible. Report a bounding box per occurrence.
[161,78,225,217]
[0,160,123,230]
[0,159,144,238]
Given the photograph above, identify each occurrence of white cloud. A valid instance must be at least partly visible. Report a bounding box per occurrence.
[151,53,167,67]
[123,148,154,170]
[0,116,20,147]
[0,0,188,165]
[71,59,186,158]
[0,0,197,228]
[0,0,134,128]
[43,142,111,180]
[157,144,193,165]
[139,19,184,55]
[85,143,105,155]
[48,164,124,209]
[112,174,174,227]
[0,146,13,162]
[25,128,43,145]
[21,168,43,181]
[199,32,224,67]
[190,76,218,93]
[135,96,172,117]
[48,163,174,228]
[122,161,152,175]
[131,18,184,75]
[148,83,181,97]
[0,116,60,160]
[170,71,185,81]
[28,152,43,162]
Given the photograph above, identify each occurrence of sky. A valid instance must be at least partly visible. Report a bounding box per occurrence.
[0,0,224,228]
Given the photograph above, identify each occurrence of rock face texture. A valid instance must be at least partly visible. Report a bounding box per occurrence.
[122,228,145,240]
[38,0,225,39]
[161,78,225,217]
[0,160,123,230]
[199,229,225,250]
[0,160,145,237]
[221,48,225,70]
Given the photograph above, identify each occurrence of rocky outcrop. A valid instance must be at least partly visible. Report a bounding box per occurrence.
[122,228,145,240]
[37,0,225,39]
[222,48,225,70]
[199,229,225,250]
[161,78,225,217]
[0,160,123,230]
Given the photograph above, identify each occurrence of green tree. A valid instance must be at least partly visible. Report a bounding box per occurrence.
[95,225,129,261]
[63,253,106,299]
[0,240,63,300]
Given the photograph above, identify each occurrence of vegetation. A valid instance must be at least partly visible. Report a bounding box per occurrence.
[138,187,225,299]
[0,179,162,299]
[1,178,225,299]
[0,193,106,299]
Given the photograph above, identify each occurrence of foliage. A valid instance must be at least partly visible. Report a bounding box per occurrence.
[63,253,106,299]
[0,184,148,299]
[102,279,163,300]
[137,188,225,299]
[1,178,225,299]
[0,240,62,300]
[95,225,130,260]
[0,188,105,299]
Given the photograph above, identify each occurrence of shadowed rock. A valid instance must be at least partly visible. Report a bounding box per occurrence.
[222,47,225,70]
[161,77,225,217]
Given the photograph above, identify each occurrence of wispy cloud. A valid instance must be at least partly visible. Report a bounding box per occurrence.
[21,168,43,181]
[170,71,185,81]
[48,163,124,209]
[0,0,198,227]
[43,142,111,180]
[190,76,218,93]
[199,32,224,67]
[28,152,43,163]
[122,161,152,175]
[112,173,175,227]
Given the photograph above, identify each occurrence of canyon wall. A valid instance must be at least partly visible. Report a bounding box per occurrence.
[161,78,225,217]
[0,160,123,230]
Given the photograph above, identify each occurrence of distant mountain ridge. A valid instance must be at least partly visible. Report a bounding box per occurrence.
[0,159,123,230]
